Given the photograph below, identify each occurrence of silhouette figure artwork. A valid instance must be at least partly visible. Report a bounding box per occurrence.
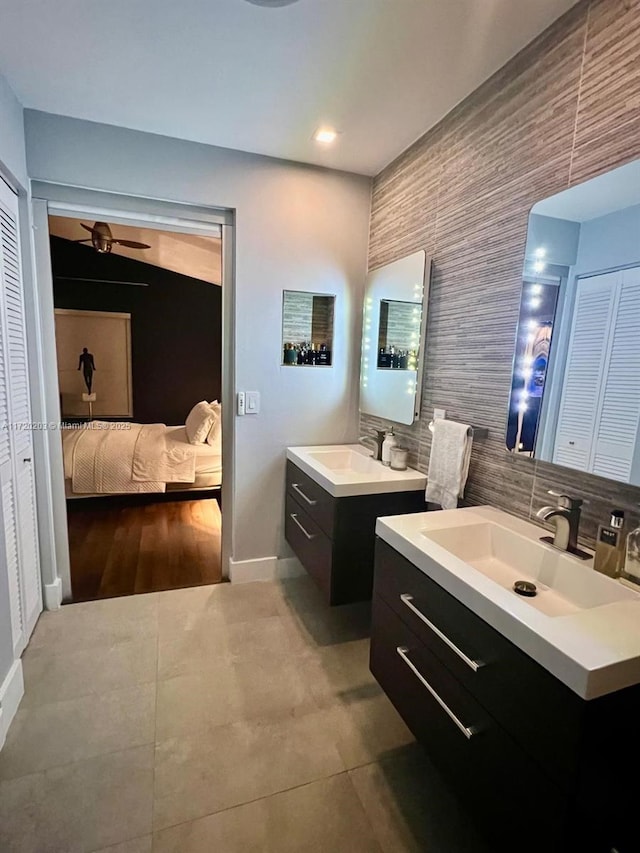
[77,348,96,394]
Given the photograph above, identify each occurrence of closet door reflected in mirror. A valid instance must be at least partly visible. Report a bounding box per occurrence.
[359,251,430,425]
[506,158,640,486]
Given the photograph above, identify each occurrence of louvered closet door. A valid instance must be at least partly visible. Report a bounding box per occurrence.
[552,273,617,471]
[591,267,640,482]
[0,178,42,651]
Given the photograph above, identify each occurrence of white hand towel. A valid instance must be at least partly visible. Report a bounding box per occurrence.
[425,420,473,510]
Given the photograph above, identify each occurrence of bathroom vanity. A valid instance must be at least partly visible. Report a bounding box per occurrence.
[370,506,640,853]
[285,445,426,605]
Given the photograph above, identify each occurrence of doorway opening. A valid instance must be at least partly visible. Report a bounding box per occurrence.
[46,211,227,602]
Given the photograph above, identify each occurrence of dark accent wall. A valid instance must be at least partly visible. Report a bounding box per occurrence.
[360,0,640,547]
[51,236,221,425]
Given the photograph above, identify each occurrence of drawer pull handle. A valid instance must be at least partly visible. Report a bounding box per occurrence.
[400,593,483,672]
[291,483,317,506]
[290,513,316,540]
[397,646,477,740]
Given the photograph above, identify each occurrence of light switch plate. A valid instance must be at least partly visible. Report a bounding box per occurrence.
[237,392,245,416]
[433,408,446,420]
[246,391,260,414]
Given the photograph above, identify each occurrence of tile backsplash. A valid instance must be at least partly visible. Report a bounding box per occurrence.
[360,0,640,547]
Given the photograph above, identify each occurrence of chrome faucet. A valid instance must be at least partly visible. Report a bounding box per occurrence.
[536,490,591,560]
[359,428,386,461]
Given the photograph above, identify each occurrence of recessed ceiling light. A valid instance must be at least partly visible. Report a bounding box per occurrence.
[314,128,339,144]
[244,0,301,6]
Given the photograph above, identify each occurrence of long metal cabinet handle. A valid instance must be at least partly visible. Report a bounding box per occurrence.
[291,483,317,506]
[397,646,477,740]
[290,513,316,540]
[400,593,482,672]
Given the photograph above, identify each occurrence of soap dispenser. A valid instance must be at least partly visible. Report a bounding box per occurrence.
[593,509,626,578]
[381,427,397,467]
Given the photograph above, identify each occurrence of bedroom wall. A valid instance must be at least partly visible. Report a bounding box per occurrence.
[24,111,371,575]
[50,237,222,425]
[360,0,640,547]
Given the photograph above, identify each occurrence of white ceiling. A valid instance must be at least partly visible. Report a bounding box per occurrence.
[532,159,640,223]
[49,216,222,284]
[0,0,578,176]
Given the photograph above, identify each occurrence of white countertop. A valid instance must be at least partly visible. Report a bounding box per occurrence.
[287,444,427,498]
[376,505,640,700]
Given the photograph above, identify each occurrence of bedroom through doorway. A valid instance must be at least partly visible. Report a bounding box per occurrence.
[49,214,224,602]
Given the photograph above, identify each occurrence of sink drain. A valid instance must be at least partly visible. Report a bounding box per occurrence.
[513,580,537,597]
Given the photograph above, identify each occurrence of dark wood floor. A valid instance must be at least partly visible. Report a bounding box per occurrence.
[67,498,222,602]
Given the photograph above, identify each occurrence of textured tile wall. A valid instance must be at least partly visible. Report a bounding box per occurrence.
[361,0,640,547]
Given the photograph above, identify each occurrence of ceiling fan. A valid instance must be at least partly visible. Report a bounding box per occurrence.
[75,221,151,254]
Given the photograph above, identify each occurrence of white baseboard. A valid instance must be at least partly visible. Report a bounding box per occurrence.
[43,576,63,610]
[0,660,24,750]
[229,555,305,584]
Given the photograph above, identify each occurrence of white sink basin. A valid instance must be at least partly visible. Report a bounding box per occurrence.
[286,444,427,498]
[375,505,640,699]
[424,522,637,618]
[306,448,381,474]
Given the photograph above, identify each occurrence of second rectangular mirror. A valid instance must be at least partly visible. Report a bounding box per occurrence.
[507,158,640,486]
[360,250,429,425]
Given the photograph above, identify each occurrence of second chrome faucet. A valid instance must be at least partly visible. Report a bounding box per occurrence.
[537,490,591,560]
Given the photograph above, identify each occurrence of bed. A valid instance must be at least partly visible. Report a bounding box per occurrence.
[63,421,222,497]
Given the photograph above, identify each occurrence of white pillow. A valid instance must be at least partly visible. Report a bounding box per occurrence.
[206,401,222,450]
[185,401,217,445]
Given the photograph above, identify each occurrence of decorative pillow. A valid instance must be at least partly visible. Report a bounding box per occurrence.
[206,401,222,450]
[185,401,217,445]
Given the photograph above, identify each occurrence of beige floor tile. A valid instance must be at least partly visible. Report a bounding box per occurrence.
[153,774,381,853]
[29,594,158,655]
[156,649,317,740]
[157,581,280,637]
[22,638,158,708]
[272,574,328,614]
[157,613,305,681]
[92,837,152,853]
[155,669,239,739]
[329,694,415,770]
[301,637,381,708]
[0,746,153,853]
[279,597,372,649]
[153,710,346,829]
[349,745,492,853]
[0,684,156,780]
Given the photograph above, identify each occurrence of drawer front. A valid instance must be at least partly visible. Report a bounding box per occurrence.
[286,461,336,537]
[285,494,333,599]
[374,538,583,787]
[370,595,567,853]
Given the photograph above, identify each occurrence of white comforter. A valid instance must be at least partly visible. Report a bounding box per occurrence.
[63,422,196,494]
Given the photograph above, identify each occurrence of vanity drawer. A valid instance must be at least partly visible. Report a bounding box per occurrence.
[370,595,568,852]
[373,538,584,787]
[285,493,333,599]
[286,461,336,537]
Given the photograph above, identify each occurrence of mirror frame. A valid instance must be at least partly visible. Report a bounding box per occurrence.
[359,250,430,425]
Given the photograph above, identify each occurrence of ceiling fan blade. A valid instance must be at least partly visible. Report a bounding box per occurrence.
[72,239,92,243]
[112,239,151,250]
[80,223,95,234]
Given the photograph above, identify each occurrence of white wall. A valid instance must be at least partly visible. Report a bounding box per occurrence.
[0,72,28,187]
[573,203,640,276]
[24,110,371,573]
[526,213,580,267]
[0,72,28,687]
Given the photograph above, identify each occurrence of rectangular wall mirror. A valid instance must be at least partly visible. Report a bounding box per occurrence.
[506,158,640,486]
[360,250,429,425]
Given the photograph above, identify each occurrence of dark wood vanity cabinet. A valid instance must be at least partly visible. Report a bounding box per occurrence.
[370,538,640,853]
[284,461,425,605]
